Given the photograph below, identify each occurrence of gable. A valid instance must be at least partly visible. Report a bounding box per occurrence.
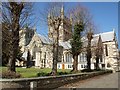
[27,33,43,50]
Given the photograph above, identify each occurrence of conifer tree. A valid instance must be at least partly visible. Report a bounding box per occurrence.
[71,22,84,72]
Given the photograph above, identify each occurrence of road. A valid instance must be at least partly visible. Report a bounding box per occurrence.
[56,72,119,89]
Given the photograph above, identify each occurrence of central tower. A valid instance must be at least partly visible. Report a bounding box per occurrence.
[48,6,72,42]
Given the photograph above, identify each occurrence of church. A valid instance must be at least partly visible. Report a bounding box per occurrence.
[17,7,119,71]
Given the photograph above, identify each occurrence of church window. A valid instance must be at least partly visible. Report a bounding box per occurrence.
[68,65,72,68]
[81,53,83,62]
[83,53,85,62]
[58,65,60,69]
[84,53,87,62]
[66,53,68,62]
[33,51,36,59]
[100,56,103,62]
[107,63,111,67]
[81,65,83,68]
[69,54,72,63]
[105,44,108,56]
[66,53,72,62]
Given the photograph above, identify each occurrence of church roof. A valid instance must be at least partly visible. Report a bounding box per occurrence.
[94,30,115,42]
[38,34,52,44]
[36,30,115,49]
[38,34,72,49]
[37,33,72,49]
[59,41,71,49]
[81,30,115,47]
[82,35,100,48]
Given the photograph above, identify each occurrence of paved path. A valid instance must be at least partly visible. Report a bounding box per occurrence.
[57,72,119,89]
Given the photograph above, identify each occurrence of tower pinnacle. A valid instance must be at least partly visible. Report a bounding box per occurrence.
[61,5,64,20]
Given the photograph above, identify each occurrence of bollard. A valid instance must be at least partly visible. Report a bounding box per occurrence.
[30,81,37,90]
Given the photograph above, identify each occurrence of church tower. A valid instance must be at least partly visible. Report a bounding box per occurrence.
[48,5,72,42]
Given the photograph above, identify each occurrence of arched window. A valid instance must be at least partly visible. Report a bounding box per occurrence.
[83,53,86,62]
[69,54,72,63]
[81,53,84,62]
[33,44,37,59]
[107,63,111,67]
[66,53,68,62]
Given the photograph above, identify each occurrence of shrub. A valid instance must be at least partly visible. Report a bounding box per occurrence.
[94,69,102,71]
[57,72,72,75]
[81,69,94,72]
[2,71,21,79]
[37,71,72,76]
[37,72,50,77]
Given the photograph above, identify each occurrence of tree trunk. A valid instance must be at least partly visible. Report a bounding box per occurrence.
[7,4,21,72]
[51,29,59,76]
[87,40,91,70]
[8,30,19,72]
[72,55,78,72]
[95,56,99,70]
[26,50,31,68]
[8,56,15,72]
[51,43,57,75]
[87,55,91,70]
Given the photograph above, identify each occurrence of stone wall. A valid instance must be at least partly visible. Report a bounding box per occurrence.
[1,70,112,90]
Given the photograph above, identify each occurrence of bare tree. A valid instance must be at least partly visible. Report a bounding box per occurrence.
[48,3,63,75]
[2,22,11,66]
[86,29,93,70]
[2,1,34,72]
[39,2,63,75]
[94,35,103,70]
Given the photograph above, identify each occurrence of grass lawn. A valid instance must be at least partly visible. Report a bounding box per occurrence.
[0,67,71,78]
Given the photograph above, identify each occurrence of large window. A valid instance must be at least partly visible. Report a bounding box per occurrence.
[100,56,103,62]
[105,44,108,56]
[33,51,36,59]
[68,64,72,68]
[81,64,87,68]
[81,53,84,62]
[79,53,86,62]
[107,63,111,67]
[66,53,72,63]
[32,45,37,59]
[66,53,68,62]
[83,53,86,62]
[81,65,84,68]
